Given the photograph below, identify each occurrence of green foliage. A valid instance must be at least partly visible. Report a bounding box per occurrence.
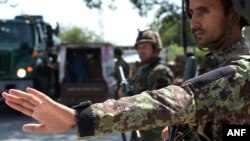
[165,44,208,64]
[59,26,104,44]
[82,0,199,57]
[83,0,117,10]
[82,0,195,47]
[129,0,175,17]
[193,47,209,63]
[83,0,102,9]
[165,44,184,61]
[125,0,194,47]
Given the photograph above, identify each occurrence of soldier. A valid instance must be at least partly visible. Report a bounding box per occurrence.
[162,0,250,140]
[118,29,174,141]
[2,0,250,141]
[171,55,188,85]
[113,47,130,99]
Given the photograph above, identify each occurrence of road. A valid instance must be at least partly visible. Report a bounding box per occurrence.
[0,105,131,141]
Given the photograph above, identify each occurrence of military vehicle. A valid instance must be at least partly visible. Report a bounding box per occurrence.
[0,15,59,103]
[58,43,117,106]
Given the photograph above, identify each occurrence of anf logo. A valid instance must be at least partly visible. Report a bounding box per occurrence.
[227,129,246,136]
[223,125,250,140]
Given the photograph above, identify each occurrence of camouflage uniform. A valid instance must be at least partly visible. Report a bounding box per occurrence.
[177,38,250,141]
[73,38,250,141]
[128,57,174,141]
[129,57,174,94]
[196,39,249,140]
[73,2,250,139]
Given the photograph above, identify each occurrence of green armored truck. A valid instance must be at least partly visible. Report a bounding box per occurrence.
[0,15,59,103]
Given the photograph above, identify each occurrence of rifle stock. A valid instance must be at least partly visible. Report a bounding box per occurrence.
[167,56,197,141]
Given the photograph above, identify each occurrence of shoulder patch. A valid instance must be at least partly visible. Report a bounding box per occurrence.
[182,66,236,89]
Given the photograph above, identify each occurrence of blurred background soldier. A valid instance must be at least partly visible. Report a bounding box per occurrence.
[171,55,187,85]
[67,51,89,83]
[113,47,130,99]
[119,29,174,141]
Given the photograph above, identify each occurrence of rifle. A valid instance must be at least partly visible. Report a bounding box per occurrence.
[119,66,141,141]
[167,55,197,141]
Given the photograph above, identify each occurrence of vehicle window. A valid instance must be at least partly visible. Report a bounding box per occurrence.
[64,48,103,83]
[0,23,33,47]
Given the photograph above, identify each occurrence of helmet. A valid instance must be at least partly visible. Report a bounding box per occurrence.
[232,0,250,25]
[185,0,249,26]
[134,29,163,50]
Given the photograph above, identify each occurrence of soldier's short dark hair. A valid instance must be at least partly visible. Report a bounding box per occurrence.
[114,48,123,56]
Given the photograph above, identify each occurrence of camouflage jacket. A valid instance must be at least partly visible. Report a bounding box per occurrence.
[128,57,174,94]
[190,38,250,140]
[73,39,250,140]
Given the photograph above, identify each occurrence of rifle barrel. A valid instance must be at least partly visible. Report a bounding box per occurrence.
[167,56,197,141]
[119,66,126,81]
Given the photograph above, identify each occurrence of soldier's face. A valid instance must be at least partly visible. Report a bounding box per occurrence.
[136,42,154,63]
[189,0,230,45]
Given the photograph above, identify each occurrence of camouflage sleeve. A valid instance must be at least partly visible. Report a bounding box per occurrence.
[184,62,250,124]
[74,58,249,139]
[74,85,196,138]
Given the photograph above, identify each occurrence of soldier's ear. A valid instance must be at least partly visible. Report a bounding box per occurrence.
[227,8,241,27]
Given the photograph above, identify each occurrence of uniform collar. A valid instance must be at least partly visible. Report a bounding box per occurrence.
[200,38,249,73]
[209,38,249,64]
[141,57,161,69]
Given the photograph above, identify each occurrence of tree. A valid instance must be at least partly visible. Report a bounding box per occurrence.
[59,26,104,44]
[0,0,7,4]
[83,0,195,48]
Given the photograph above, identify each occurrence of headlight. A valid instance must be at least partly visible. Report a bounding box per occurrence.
[17,68,27,78]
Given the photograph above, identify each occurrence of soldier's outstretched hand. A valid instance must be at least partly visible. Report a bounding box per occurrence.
[2,87,76,133]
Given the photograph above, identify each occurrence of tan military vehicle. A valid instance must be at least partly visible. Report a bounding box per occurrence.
[58,43,117,106]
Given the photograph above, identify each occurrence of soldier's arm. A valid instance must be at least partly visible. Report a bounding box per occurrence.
[75,85,196,138]
[75,61,249,138]
[3,59,248,138]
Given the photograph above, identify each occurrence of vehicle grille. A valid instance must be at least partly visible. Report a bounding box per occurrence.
[0,52,10,75]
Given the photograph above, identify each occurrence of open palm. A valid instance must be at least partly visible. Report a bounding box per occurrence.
[2,88,76,133]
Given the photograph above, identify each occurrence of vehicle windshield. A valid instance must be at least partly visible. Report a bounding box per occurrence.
[0,22,33,47]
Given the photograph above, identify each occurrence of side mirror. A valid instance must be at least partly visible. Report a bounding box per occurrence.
[54,22,60,36]
[46,24,54,47]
